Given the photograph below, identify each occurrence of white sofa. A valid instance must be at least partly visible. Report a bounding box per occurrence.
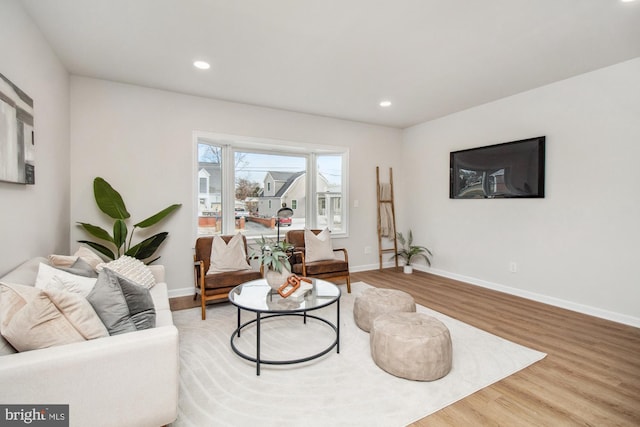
[0,257,179,427]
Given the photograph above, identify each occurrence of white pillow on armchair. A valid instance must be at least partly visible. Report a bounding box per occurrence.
[304,228,337,262]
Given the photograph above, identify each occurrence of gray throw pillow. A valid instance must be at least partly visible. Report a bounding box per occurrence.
[87,268,156,335]
[55,257,98,278]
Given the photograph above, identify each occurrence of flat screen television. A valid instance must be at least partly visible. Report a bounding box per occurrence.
[450,136,545,199]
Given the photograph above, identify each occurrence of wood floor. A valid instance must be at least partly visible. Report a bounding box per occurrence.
[170,269,640,426]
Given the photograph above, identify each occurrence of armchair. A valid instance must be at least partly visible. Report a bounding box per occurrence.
[194,235,262,320]
[284,229,351,293]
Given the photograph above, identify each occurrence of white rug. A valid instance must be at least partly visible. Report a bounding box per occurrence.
[170,282,545,427]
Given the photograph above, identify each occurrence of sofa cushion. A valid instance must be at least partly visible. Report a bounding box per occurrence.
[87,269,156,335]
[0,257,47,286]
[0,334,16,355]
[35,262,97,297]
[99,255,156,289]
[0,283,108,352]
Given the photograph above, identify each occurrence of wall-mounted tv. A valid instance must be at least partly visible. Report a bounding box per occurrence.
[450,136,545,199]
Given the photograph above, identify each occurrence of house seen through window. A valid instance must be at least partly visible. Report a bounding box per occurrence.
[196,133,347,240]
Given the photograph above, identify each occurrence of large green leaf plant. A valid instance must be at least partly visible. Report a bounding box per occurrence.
[77,177,181,264]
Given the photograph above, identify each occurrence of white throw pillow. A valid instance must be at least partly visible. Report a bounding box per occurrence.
[35,263,98,297]
[304,228,336,262]
[207,234,253,274]
[99,256,156,289]
[0,283,108,352]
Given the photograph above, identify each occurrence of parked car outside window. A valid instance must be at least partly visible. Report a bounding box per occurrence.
[235,208,249,219]
[277,217,292,226]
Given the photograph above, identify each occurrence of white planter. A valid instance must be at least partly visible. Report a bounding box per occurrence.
[403,265,413,274]
[265,267,291,290]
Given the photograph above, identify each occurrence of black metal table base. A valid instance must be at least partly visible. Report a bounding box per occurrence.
[230,299,340,376]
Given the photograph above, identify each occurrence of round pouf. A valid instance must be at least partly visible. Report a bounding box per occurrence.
[370,312,452,381]
[353,288,416,332]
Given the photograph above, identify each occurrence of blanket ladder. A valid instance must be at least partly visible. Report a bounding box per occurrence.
[376,166,398,270]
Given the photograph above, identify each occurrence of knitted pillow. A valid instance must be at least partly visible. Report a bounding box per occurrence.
[99,256,156,289]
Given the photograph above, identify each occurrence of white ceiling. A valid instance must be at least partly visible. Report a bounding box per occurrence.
[20,0,640,128]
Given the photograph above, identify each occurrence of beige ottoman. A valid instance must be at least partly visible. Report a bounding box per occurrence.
[353,288,416,332]
[370,312,452,381]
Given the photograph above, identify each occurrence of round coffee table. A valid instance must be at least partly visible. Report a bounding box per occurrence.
[229,278,341,375]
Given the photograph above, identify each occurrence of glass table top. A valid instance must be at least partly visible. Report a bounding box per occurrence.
[228,278,341,313]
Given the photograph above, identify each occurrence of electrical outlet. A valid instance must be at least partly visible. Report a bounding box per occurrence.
[509,262,517,273]
[364,246,372,254]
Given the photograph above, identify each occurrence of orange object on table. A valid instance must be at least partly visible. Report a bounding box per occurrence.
[278,275,312,298]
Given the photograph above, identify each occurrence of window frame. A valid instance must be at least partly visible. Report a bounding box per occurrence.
[193,131,349,241]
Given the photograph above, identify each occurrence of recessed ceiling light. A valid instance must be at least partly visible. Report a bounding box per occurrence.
[193,60,210,70]
[379,100,392,107]
[621,0,636,3]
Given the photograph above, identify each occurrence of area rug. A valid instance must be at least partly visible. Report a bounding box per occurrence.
[170,282,545,427]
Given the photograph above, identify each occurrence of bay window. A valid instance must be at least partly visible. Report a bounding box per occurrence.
[195,132,348,240]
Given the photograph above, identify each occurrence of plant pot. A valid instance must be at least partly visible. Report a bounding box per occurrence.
[403,265,413,274]
[265,267,291,290]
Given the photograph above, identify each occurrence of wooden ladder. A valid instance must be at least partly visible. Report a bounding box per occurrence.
[376,166,398,270]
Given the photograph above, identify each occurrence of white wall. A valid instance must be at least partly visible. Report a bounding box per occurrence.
[399,58,640,326]
[0,0,70,275]
[70,77,402,294]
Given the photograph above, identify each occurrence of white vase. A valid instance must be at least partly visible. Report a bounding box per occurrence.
[265,267,291,290]
[403,265,413,274]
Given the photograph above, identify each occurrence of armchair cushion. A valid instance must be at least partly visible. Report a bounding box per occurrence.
[207,234,253,274]
[304,228,337,262]
[291,258,349,276]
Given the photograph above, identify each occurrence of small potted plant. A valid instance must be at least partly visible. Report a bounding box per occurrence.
[252,236,294,289]
[392,230,432,274]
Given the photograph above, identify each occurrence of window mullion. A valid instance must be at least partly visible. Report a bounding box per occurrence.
[222,145,235,233]
[308,154,316,229]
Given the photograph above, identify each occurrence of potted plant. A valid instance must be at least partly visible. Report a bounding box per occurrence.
[77,177,181,264]
[392,230,433,274]
[252,236,294,289]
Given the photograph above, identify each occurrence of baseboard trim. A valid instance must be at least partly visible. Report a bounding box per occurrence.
[169,287,195,299]
[169,264,638,328]
[416,266,640,328]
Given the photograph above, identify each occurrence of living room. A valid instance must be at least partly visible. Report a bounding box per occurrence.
[1,1,639,426]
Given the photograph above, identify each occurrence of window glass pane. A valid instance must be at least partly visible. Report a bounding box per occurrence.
[235,151,306,238]
[195,133,348,239]
[317,155,343,232]
[197,143,222,236]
